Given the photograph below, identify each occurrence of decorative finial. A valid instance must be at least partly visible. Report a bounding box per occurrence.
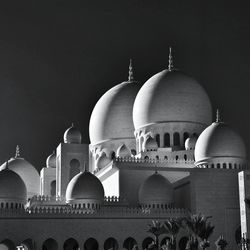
[168,46,174,71]
[15,145,20,158]
[216,109,221,123]
[128,59,134,82]
[5,160,9,170]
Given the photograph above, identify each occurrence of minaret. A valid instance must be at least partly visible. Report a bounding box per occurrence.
[168,46,174,71]
[128,59,134,82]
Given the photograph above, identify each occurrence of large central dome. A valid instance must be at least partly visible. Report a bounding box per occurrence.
[89,62,140,145]
[133,70,212,130]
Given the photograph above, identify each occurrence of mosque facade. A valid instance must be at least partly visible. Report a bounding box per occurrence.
[0,50,248,250]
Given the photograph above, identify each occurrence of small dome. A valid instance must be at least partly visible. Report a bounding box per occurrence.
[138,172,173,206]
[194,121,246,165]
[96,153,111,170]
[0,151,40,198]
[0,167,27,203]
[117,144,131,157]
[185,135,198,150]
[133,70,212,130]
[64,124,82,144]
[89,61,140,146]
[143,137,158,151]
[46,152,56,168]
[66,171,104,205]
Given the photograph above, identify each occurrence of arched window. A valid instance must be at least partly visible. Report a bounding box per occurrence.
[211,164,214,168]
[104,238,118,250]
[229,163,232,169]
[42,238,58,250]
[131,149,136,156]
[173,132,180,146]
[144,156,149,160]
[178,237,189,250]
[50,180,56,197]
[217,163,221,168]
[84,238,98,250]
[183,132,189,143]
[156,155,159,160]
[164,156,168,160]
[21,239,34,250]
[175,155,179,161]
[123,237,137,250]
[184,154,187,161]
[223,163,227,169]
[142,237,154,250]
[164,133,170,147]
[161,237,171,247]
[63,238,79,250]
[110,151,116,160]
[155,134,160,147]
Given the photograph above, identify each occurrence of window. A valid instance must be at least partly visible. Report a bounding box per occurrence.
[173,132,180,146]
[155,134,160,147]
[164,133,170,147]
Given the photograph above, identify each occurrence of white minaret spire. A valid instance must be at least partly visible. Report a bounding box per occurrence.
[128,59,134,82]
[168,46,174,71]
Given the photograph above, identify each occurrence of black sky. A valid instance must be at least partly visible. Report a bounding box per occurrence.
[0,0,250,170]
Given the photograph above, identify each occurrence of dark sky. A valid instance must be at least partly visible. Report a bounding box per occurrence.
[0,0,250,170]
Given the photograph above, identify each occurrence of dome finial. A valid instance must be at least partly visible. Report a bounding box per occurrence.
[128,59,134,82]
[15,145,20,158]
[168,46,174,71]
[216,109,221,123]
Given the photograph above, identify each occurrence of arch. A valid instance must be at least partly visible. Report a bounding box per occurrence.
[69,159,80,180]
[42,238,58,250]
[50,180,56,197]
[173,132,180,146]
[184,154,187,161]
[104,238,118,250]
[0,239,15,250]
[123,237,137,250]
[160,237,171,246]
[21,239,35,250]
[155,134,160,147]
[164,156,168,160]
[142,237,154,250]
[211,164,214,168]
[164,133,170,147]
[175,155,179,161]
[131,149,136,156]
[63,238,79,250]
[156,155,159,160]
[183,132,189,143]
[178,237,189,250]
[223,163,227,169]
[144,156,149,160]
[229,163,232,169]
[110,151,116,160]
[84,238,98,250]
[216,163,220,168]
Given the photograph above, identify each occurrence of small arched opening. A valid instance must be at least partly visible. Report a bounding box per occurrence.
[63,238,79,250]
[123,237,137,250]
[184,154,187,161]
[110,151,116,160]
[160,237,171,247]
[173,132,180,146]
[104,238,118,250]
[164,133,170,147]
[84,238,98,250]
[142,237,154,250]
[183,132,189,143]
[50,180,56,197]
[178,237,189,250]
[42,238,58,250]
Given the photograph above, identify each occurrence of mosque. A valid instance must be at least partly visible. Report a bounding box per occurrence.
[0,49,248,250]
